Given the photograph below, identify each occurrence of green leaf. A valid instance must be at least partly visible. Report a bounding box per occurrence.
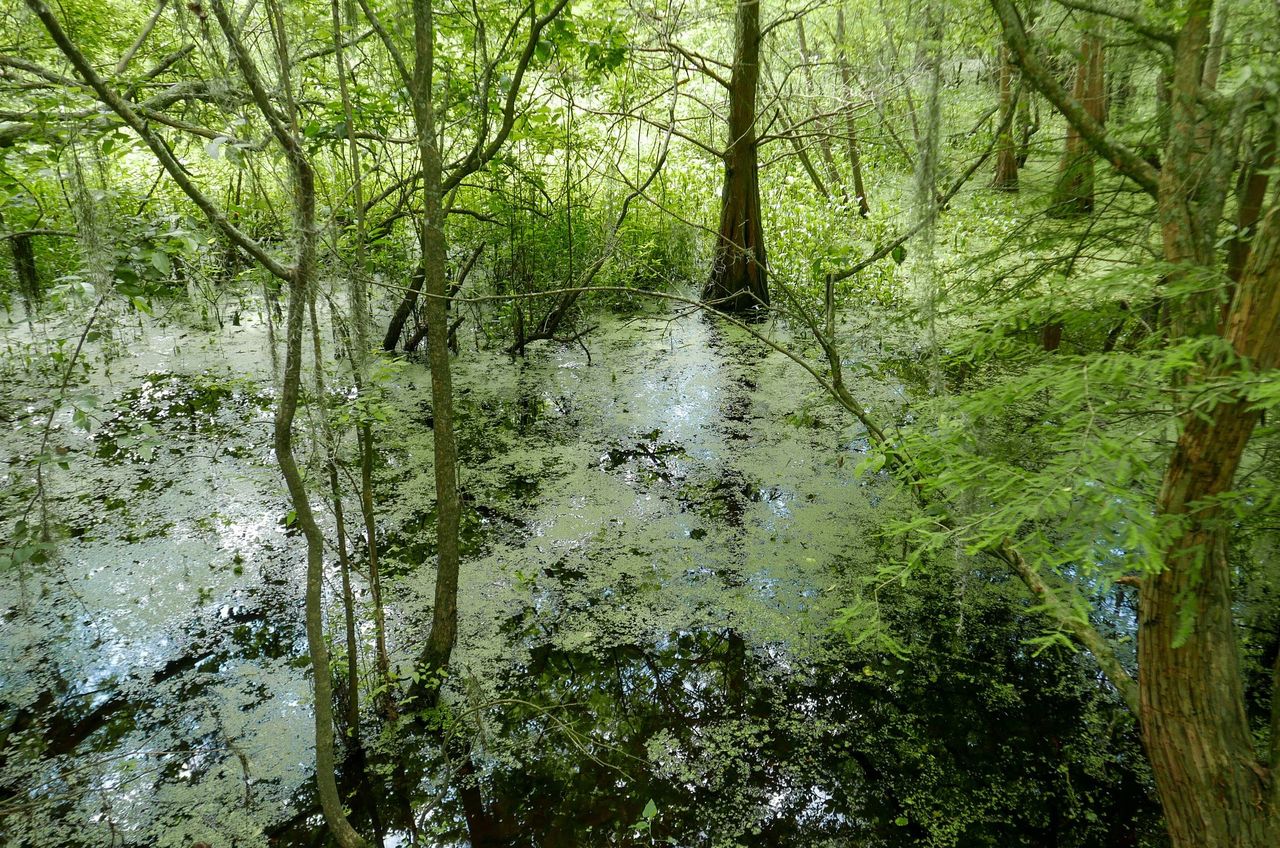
[852,452,885,478]
[642,799,657,820]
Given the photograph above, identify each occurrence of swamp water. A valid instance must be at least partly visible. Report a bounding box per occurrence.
[1,305,1156,847]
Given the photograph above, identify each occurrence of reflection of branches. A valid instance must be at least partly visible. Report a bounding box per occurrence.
[14,296,106,544]
[445,697,648,775]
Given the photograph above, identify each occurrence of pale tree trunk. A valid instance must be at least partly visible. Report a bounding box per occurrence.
[775,101,832,199]
[705,0,768,313]
[796,17,844,199]
[214,1,371,843]
[411,0,463,689]
[329,0,394,719]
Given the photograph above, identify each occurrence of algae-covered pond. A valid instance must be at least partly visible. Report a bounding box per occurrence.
[1,305,1157,847]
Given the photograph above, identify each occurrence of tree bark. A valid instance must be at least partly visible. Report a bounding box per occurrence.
[704,0,768,314]
[410,0,463,692]
[1226,132,1274,285]
[1051,31,1105,213]
[11,232,38,303]
[1139,188,1280,848]
[993,44,1019,191]
[383,261,424,350]
[991,1,1280,842]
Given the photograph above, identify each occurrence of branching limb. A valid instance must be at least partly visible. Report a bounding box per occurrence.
[115,0,169,75]
[991,0,1160,197]
[993,541,1140,713]
[22,0,292,281]
[442,0,571,191]
[1050,0,1176,46]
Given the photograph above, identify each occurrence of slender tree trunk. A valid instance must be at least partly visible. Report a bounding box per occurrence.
[705,0,768,314]
[330,0,394,716]
[221,1,370,842]
[273,228,368,848]
[1016,87,1035,166]
[772,96,831,199]
[796,17,844,200]
[1051,32,1104,213]
[993,44,1019,191]
[23,2,367,836]
[383,262,424,350]
[411,0,463,689]
[835,7,871,215]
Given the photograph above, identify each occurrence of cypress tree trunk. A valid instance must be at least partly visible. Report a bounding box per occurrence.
[1141,5,1280,840]
[1140,197,1280,848]
[993,44,1019,191]
[1051,32,1104,213]
[991,1,1280,842]
[704,0,768,314]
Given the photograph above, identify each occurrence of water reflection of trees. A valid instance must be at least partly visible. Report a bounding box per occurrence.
[304,572,1163,847]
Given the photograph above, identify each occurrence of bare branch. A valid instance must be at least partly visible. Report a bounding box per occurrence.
[116,0,169,75]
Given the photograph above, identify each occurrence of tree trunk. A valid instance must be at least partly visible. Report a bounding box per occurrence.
[1016,87,1035,166]
[11,233,38,303]
[835,7,871,215]
[383,261,424,350]
[1050,32,1104,213]
[1139,195,1280,848]
[704,0,768,314]
[1137,4,1280,844]
[411,0,462,688]
[993,44,1019,191]
[776,103,832,199]
[990,1,1280,842]
[1225,132,1273,285]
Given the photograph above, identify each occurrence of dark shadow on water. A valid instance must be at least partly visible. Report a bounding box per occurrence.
[273,583,1163,846]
